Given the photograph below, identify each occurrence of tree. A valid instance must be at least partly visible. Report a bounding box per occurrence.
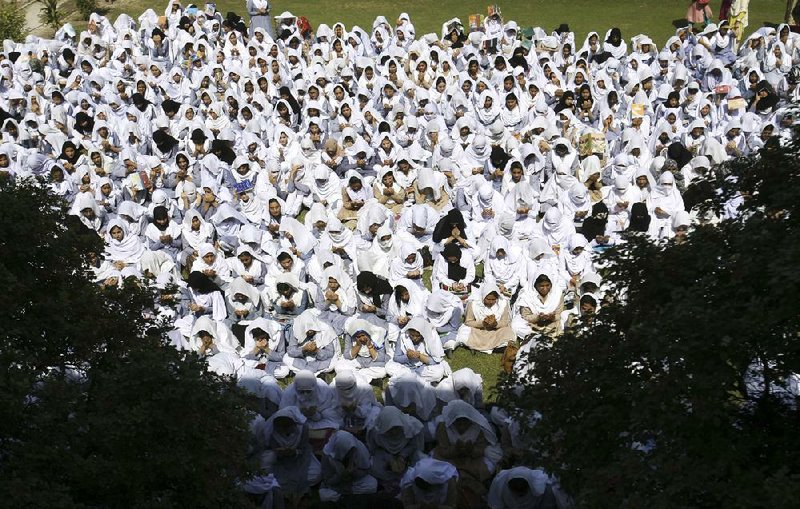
[0,1,25,41]
[75,0,96,21]
[0,178,257,507]
[498,129,800,508]
[37,0,61,31]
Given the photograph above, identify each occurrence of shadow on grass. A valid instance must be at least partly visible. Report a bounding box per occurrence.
[672,18,690,29]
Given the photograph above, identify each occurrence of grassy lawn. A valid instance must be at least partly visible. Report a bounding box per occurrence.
[98,0,791,46]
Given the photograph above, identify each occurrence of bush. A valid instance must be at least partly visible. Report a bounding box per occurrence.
[0,0,25,41]
[75,0,96,20]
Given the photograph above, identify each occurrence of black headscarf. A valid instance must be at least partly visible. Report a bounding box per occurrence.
[627,203,651,232]
[153,129,179,153]
[581,217,604,241]
[131,93,151,112]
[356,271,394,308]
[442,243,467,281]
[433,209,467,243]
[278,86,302,117]
[161,99,181,116]
[752,80,780,112]
[191,128,207,144]
[490,146,509,170]
[211,139,236,164]
[554,91,575,114]
[58,141,81,165]
[667,142,693,170]
[606,27,622,46]
[508,47,529,72]
[187,271,221,294]
[74,112,94,136]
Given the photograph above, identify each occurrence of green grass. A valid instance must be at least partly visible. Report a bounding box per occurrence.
[98,0,790,48]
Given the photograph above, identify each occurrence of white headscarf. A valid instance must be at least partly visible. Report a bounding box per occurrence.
[515,269,563,315]
[104,218,145,263]
[368,405,424,455]
[292,309,337,349]
[401,317,445,362]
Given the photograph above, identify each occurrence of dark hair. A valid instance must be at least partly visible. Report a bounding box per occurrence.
[187,271,221,294]
[507,477,530,494]
[276,282,293,294]
[277,252,292,263]
[394,284,409,306]
[534,274,552,286]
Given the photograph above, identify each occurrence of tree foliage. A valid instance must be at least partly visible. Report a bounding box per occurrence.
[498,129,800,508]
[75,0,96,21]
[37,0,61,30]
[0,178,257,507]
[0,1,25,41]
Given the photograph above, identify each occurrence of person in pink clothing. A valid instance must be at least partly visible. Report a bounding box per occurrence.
[687,0,713,25]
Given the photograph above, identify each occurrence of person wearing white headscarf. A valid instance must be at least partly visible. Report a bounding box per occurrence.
[387,278,430,328]
[318,217,358,272]
[435,368,485,409]
[224,276,262,328]
[384,371,438,424]
[399,457,459,509]
[488,467,570,509]
[337,319,389,383]
[535,207,576,254]
[242,317,290,379]
[259,406,322,498]
[455,280,515,353]
[189,315,240,357]
[512,270,564,340]
[560,233,594,290]
[104,218,146,266]
[283,310,340,375]
[278,216,318,260]
[373,166,407,214]
[358,224,400,279]
[228,245,267,288]
[190,242,233,287]
[280,370,340,431]
[263,272,310,322]
[387,243,425,289]
[367,406,426,494]
[72,191,108,234]
[309,164,343,212]
[647,171,685,238]
[424,289,464,347]
[414,166,451,212]
[395,203,439,251]
[485,236,522,298]
[318,430,378,502]
[331,369,381,435]
[604,175,640,232]
[387,317,450,384]
[314,266,356,334]
[469,181,509,238]
[432,399,502,508]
